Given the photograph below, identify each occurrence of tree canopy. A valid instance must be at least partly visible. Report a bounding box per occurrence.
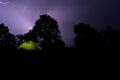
[25,14,65,49]
[0,24,16,48]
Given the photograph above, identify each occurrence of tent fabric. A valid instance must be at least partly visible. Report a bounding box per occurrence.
[18,41,42,50]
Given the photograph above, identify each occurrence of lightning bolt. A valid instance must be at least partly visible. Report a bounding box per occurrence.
[0,2,8,4]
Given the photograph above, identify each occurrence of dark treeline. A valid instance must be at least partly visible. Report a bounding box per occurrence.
[0,14,120,51]
[0,14,65,50]
[0,14,119,67]
[74,23,120,50]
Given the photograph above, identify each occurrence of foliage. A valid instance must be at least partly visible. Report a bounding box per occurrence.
[0,24,16,48]
[25,14,65,49]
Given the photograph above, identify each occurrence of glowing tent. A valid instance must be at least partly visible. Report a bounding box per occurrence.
[17,41,42,50]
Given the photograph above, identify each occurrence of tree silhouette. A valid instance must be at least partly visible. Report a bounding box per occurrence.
[74,23,89,48]
[27,14,64,49]
[16,34,24,46]
[101,26,120,49]
[54,39,65,48]
[74,23,106,49]
[0,24,16,49]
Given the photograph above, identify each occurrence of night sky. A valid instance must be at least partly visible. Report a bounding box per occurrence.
[0,0,120,47]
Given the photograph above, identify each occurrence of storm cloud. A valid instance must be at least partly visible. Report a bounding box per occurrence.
[0,0,120,47]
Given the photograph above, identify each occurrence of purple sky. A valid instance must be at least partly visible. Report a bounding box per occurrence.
[0,0,120,47]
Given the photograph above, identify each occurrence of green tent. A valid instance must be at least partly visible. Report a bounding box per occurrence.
[17,41,42,51]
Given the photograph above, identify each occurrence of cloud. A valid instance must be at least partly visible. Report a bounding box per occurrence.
[1,0,120,47]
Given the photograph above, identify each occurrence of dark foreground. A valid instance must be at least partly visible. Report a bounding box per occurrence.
[0,48,119,78]
[0,48,119,66]
[0,48,118,79]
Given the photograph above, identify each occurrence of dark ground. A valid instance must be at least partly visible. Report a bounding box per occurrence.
[0,48,118,65]
[0,48,119,78]
[0,47,119,74]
